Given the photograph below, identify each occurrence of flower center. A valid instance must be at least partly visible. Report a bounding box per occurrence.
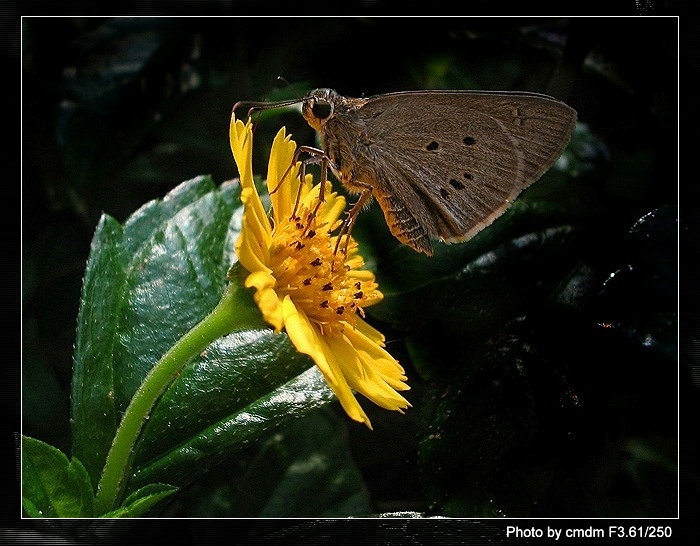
[269,207,379,337]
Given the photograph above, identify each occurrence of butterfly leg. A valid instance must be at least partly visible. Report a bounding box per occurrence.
[284,146,333,237]
[334,183,373,257]
[270,145,324,200]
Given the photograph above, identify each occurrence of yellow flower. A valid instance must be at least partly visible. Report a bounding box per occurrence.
[229,115,410,429]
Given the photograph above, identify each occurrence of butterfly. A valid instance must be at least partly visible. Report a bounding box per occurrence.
[237,88,577,255]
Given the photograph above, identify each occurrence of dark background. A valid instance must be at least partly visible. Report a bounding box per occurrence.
[7,3,696,544]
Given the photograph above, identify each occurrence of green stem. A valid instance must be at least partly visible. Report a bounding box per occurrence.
[94,280,256,515]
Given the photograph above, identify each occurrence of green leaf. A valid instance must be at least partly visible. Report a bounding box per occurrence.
[371,221,580,341]
[22,436,94,518]
[414,320,565,518]
[71,175,242,487]
[177,409,372,517]
[70,213,126,489]
[257,410,372,517]
[102,483,179,517]
[129,362,335,493]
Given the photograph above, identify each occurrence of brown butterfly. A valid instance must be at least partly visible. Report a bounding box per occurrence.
[237,88,577,255]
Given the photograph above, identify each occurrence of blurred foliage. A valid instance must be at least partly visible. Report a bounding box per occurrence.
[22,16,680,519]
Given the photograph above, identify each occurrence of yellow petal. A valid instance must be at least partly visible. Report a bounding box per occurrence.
[298,182,347,230]
[244,271,283,331]
[267,127,301,226]
[319,189,346,227]
[229,117,254,190]
[340,324,411,410]
[323,330,408,414]
[236,188,272,271]
[230,117,270,242]
[236,229,268,276]
[281,296,372,428]
[347,321,410,389]
[354,316,387,346]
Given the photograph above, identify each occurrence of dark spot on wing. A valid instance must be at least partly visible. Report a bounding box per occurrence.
[450,178,465,190]
[440,188,449,199]
[463,136,476,145]
[426,141,439,151]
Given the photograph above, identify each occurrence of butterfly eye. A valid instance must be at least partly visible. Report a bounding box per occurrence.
[311,100,332,120]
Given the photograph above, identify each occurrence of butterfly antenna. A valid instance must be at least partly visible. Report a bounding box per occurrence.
[233,77,304,121]
[276,76,306,101]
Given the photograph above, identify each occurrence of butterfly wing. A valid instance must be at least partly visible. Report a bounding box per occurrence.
[356,91,577,253]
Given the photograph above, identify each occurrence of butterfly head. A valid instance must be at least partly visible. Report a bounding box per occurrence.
[301,88,338,132]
